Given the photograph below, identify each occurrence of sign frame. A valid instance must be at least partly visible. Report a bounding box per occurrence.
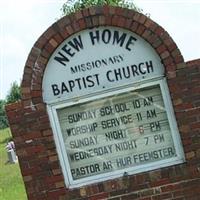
[47,78,185,188]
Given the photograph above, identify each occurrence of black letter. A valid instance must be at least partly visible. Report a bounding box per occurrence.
[61,82,69,94]
[89,30,100,45]
[54,52,69,66]
[62,44,75,57]
[68,35,84,51]
[102,29,112,44]
[51,84,60,96]
[113,31,127,46]
[138,63,146,75]
[126,36,137,51]
[106,70,114,82]
[146,60,154,73]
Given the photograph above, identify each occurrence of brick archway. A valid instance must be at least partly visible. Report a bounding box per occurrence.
[8,6,200,200]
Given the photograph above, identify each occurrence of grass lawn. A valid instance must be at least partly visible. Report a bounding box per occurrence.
[0,128,27,200]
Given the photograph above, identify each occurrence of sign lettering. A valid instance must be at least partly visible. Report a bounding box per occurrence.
[57,85,177,180]
[43,27,164,103]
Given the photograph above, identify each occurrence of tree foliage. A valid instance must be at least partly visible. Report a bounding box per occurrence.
[0,81,21,129]
[61,0,143,16]
[0,100,8,129]
[6,81,21,104]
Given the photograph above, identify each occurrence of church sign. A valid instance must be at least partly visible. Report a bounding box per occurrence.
[43,26,184,188]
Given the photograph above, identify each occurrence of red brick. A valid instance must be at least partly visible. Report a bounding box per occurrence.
[92,15,99,26]
[121,193,139,200]
[43,27,56,40]
[5,101,22,112]
[52,169,62,176]
[142,30,152,40]
[152,192,172,200]
[22,166,40,176]
[166,63,176,71]
[115,7,123,15]
[87,185,99,196]
[131,21,139,32]
[55,181,65,189]
[109,6,116,15]
[44,42,55,54]
[148,34,159,45]
[140,198,152,200]
[23,131,42,140]
[136,24,145,35]
[102,5,109,15]
[57,16,71,29]
[65,25,74,35]
[191,122,200,129]
[152,38,162,48]
[117,16,126,27]
[89,192,109,200]
[82,8,90,17]
[85,17,93,28]
[133,12,141,21]
[49,38,58,48]
[155,26,165,36]
[54,33,63,43]
[160,50,170,59]
[139,15,147,24]
[162,56,174,66]
[105,15,112,25]
[145,18,156,29]
[47,188,67,199]
[34,35,47,49]
[167,43,177,52]
[99,15,105,25]
[88,7,96,16]
[31,90,42,97]
[45,175,64,184]
[78,18,86,29]
[26,145,46,154]
[112,15,119,26]
[124,19,132,29]
[151,178,170,187]
[75,10,83,20]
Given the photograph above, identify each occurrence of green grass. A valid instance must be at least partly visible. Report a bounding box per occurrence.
[0,128,27,200]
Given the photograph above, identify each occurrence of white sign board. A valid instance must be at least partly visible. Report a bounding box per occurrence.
[45,26,184,188]
[43,26,164,103]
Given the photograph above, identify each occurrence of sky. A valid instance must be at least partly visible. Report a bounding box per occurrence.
[0,0,200,100]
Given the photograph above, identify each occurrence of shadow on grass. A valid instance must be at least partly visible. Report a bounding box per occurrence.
[4,160,18,165]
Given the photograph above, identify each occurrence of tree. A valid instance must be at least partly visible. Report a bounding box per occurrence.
[61,0,143,16]
[6,81,21,104]
[0,100,8,129]
[0,82,21,129]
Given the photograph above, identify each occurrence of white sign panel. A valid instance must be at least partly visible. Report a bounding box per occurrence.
[43,26,164,103]
[57,85,176,180]
[45,26,185,187]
